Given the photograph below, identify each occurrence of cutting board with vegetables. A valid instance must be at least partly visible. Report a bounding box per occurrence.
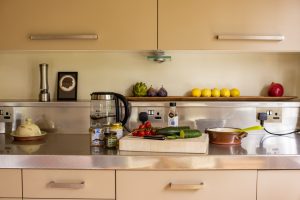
[119,134,208,154]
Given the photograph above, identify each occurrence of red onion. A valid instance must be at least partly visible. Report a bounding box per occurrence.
[268,82,284,97]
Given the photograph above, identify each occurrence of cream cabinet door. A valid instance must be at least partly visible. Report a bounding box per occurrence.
[159,0,300,51]
[0,199,21,200]
[0,169,22,198]
[0,0,157,50]
[257,170,300,200]
[23,169,115,199]
[117,170,256,200]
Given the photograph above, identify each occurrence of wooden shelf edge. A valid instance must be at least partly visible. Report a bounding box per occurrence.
[126,96,298,102]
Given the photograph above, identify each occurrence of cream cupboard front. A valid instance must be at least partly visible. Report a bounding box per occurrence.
[0,0,157,50]
[3,169,300,200]
[158,0,300,51]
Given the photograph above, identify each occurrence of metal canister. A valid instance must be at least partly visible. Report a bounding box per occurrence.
[111,122,123,140]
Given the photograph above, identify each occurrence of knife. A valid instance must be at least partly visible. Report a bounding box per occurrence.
[143,135,166,140]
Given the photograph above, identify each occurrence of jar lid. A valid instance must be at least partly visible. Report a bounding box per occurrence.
[112,122,122,126]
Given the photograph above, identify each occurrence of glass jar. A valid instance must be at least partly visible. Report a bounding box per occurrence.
[104,131,117,149]
[111,122,123,140]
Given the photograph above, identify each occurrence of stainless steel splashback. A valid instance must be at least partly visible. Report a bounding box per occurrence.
[0,101,300,134]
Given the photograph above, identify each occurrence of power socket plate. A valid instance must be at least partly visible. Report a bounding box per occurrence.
[256,107,282,123]
[0,107,13,123]
[138,107,164,123]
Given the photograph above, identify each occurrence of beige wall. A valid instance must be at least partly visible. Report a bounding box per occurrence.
[0,51,299,100]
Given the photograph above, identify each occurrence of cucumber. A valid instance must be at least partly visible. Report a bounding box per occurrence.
[179,129,202,138]
[156,126,190,136]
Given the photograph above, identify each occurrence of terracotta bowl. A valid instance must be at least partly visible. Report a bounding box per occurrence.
[205,128,248,145]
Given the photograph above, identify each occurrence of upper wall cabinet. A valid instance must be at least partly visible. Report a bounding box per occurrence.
[158,0,300,51]
[0,0,157,50]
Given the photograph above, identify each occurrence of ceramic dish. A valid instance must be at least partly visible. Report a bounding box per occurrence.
[10,131,47,141]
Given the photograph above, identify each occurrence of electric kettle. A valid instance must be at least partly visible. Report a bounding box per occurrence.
[90,92,130,127]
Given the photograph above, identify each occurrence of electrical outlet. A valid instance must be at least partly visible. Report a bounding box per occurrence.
[0,107,13,123]
[256,107,282,123]
[138,107,165,123]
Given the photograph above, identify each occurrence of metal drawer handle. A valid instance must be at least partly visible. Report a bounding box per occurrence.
[217,35,284,41]
[29,34,98,40]
[169,182,204,190]
[48,181,85,189]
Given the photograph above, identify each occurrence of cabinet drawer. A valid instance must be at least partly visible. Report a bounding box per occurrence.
[257,170,300,200]
[23,169,115,199]
[0,169,22,197]
[117,170,256,200]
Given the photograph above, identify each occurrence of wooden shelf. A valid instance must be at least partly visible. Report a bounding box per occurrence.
[126,96,298,101]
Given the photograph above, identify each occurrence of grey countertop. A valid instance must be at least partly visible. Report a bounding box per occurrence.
[1,132,300,170]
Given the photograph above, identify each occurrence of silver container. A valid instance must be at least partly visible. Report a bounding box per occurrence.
[39,63,50,102]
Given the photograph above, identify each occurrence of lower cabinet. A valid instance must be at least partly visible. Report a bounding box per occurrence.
[0,169,22,198]
[116,170,257,200]
[23,169,115,199]
[257,170,300,200]
[4,168,300,200]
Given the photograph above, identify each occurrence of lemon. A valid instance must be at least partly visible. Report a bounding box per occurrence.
[220,88,230,97]
[230,88,240,97]
[211,88,220,97]
[201,88,211,97]
[191,88,201,97]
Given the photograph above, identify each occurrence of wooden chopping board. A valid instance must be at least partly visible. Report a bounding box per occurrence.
[119,134,209,154]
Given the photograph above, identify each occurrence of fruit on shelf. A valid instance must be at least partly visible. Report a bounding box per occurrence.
[230,88,240,97]
[132,82,148,97]
[211,88,220,97]
[147,85,158,97]
[268,82,284,97]
[157,86,168,97]
[220,88,230,97]
[201,88,211,97]
[191,88,201,97]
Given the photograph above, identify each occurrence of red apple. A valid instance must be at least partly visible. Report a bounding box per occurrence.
[268,82,284,97]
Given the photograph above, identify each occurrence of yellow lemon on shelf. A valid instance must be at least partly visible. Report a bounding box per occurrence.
[230,88,240,97]
[191,88,201,97]
[201,88,211,97]
[220,88,230,97]
[211,88,220,97]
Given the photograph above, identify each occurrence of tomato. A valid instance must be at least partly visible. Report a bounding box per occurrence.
[150,130,156,135]
[145,121,152,128]
[138,131,145,137]
[132,130,139,136]
[144,130,151,136]
[139,124,146,129]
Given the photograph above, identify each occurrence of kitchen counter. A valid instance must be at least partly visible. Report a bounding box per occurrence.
[1,132,300,170]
